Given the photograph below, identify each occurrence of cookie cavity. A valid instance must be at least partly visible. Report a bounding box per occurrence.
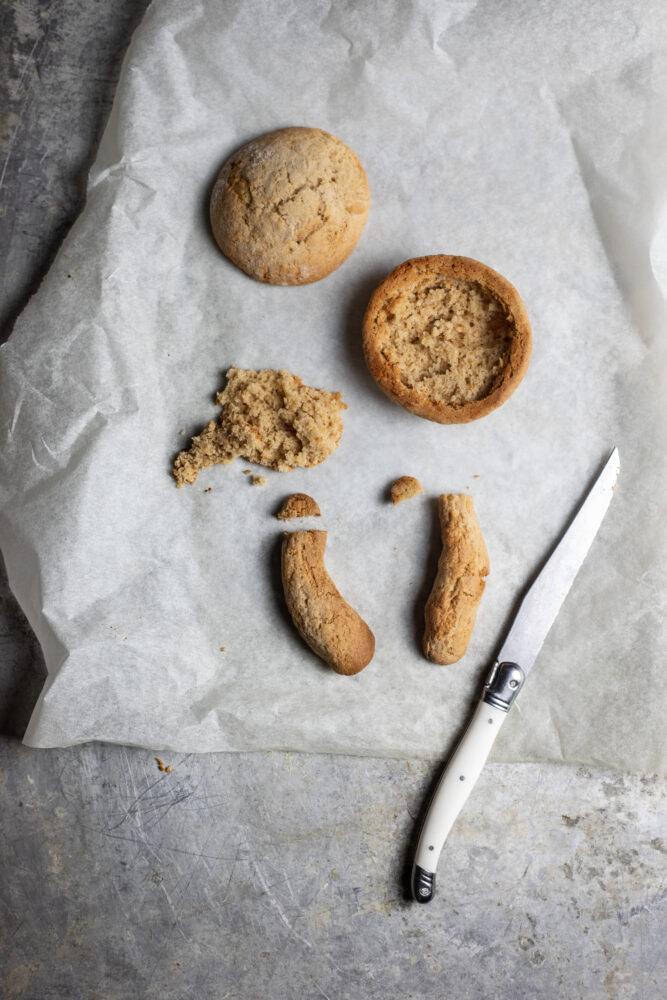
[379,279,513,405]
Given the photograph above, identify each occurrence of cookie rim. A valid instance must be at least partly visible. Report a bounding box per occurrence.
[361,254,532,424]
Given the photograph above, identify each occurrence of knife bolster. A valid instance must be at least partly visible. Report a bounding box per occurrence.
[483,661,525,711]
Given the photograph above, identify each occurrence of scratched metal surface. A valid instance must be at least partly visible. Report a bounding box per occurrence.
[1,3,666,998]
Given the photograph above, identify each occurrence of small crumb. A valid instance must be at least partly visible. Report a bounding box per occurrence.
[155,757,165,772]
[165,766,172,774]
[179,429,186,435]
[252,475,267,486]
[393,546,398,550]
[203,487,212,493]
[67,274,72,279]
[242,469,251,475]
[220,646,225,652]
[390,475,423,505]
[473,474,480,478]
[277,493,321,520]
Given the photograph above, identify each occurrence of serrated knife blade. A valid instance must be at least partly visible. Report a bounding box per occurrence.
[497,446,620,675]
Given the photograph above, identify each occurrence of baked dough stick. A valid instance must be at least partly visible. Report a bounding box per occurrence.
[282,530,375,675]
[424,495,489,664]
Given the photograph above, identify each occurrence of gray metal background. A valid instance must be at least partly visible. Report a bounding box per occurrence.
[1,3,665,997]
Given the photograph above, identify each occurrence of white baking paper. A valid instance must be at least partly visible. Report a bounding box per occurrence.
[1,0,666,770]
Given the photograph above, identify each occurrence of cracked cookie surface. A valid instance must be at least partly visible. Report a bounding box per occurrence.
[210,127,370,285]
[363,255,531,423]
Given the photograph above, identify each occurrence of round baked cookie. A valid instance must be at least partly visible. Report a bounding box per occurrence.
[362,255,532,424]
[210,127,370,285]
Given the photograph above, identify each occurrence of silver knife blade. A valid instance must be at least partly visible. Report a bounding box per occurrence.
[496,447,620,675]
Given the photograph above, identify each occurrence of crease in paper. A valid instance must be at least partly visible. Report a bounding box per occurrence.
[1,0,666,771]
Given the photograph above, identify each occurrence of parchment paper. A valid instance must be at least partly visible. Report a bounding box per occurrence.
[1,0,666,770]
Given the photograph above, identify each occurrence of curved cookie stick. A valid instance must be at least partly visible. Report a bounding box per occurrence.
[424,495,489,664]
[281,530,375,675]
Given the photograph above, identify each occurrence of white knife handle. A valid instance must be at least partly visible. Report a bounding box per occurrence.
[411,700,508,902]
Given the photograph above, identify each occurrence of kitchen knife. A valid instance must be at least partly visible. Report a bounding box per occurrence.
[411,447,620,904]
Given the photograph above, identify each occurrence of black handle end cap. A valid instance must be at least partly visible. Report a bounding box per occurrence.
[412,865,436,903]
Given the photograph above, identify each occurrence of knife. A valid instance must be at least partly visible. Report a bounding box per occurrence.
[411,447,620,904]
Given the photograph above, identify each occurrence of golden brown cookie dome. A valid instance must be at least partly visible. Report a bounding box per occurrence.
[210,127,370,285]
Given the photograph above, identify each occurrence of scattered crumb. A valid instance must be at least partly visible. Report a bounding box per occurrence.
[179,429,186,435]
[67,274,72,279]
[393,546,398,550]
[252,475,267,486]
[390,475,423,505]
[220,646,226,652]
[165,766,172,774]
[243,469,251,475]
[155,757,165,772]
[203,487,212,493]
[473,474,480,478]
[277,493,321,520]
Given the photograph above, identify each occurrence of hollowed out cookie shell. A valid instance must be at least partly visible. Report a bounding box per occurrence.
[362,255,532,424]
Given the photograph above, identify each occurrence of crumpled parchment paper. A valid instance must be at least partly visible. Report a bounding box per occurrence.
[1,0,666,770]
